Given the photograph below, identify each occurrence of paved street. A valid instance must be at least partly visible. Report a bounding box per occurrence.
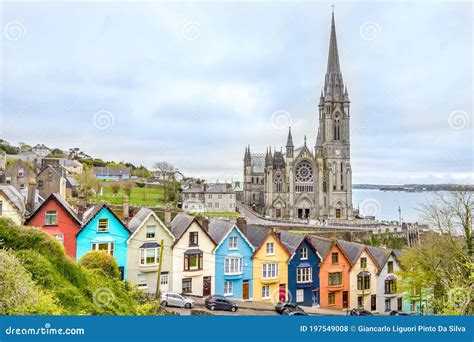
[165,305,280,316]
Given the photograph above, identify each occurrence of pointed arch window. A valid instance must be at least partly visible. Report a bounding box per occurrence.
[332,162,336,190]
[274,173,283,192]
[334,115,341,140]
[340,161,344,191]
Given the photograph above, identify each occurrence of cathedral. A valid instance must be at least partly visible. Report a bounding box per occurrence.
[243,11,353,220]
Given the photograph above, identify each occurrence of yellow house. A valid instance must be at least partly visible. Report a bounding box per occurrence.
[349,247,380,311]
[250,228,290,303]
[0,185,26,225]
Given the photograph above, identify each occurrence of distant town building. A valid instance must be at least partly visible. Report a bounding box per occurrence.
[182,183,236,213]
[36,165,68,199]
[31,144,51,158]
[4,159,36,192]
[42,158,83,174]
[92,167,131,180]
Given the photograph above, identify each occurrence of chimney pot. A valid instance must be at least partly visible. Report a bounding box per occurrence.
[164,207,172,227]
[201,218,209,231]
[236,217,247,236]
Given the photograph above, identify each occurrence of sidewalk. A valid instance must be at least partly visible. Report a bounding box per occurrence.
[190,296,345,316]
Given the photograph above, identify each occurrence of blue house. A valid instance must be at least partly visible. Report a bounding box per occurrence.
[208,218,254,300]
[76,202,131,279]
[281,233,322,307]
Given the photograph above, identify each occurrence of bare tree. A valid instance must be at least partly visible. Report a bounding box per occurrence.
[154,161,176,203]
[75,169,100,204]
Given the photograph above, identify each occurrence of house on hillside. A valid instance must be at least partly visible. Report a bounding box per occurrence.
[170,213,216,296]
[126,208,175,296]
[92,167,131,180]
[31,144,51,158]
[281,233,322,307]
[0,185,26,225]
[182,183,236,213]
[208,217,254,300]
[76,202,131,279]
[4,159,36,192]
[25,193,81,258]
[36,166,67,199]
[42,158,83,174]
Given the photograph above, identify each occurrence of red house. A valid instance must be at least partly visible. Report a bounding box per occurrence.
[25,193,82,258]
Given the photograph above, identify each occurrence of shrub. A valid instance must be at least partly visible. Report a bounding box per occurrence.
[79,251,120,279]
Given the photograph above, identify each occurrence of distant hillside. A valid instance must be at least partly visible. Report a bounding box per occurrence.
[0,218,165,315]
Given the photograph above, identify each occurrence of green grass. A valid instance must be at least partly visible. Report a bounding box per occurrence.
[91,184,168,206]
[201,212,241,218]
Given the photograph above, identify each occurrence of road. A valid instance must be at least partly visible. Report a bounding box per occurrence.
[165,305,280,316]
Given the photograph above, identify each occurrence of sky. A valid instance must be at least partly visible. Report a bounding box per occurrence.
[1,1,473,184]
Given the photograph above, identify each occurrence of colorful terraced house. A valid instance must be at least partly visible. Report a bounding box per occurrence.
[76,202,131,280]
[249,227,290,303]
[208,218,255,300]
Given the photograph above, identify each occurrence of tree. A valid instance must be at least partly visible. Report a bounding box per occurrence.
[110,181,121,196]
[154,161,176,203]
[79,251,120,279]
[75,169,100,204]
[122,181,134,198]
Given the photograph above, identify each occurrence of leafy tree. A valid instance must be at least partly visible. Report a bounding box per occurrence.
[75,169,100,204]
[0,139,20,154]
[110,181,121,195]
[154,161,178,203]
[79,251,120,279]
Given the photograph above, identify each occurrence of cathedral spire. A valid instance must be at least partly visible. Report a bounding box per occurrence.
[286,127,294,147]
[324,8,344,100]
[326,9,341,76]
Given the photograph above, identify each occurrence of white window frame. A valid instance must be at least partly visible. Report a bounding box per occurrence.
[55,234,64,246]
[262,263,278,279]
[265,242,275,255]
[229,236,238,250]
[160,273,169,286]
[224,257,242,275]
[224,281,233,296]
[140,248,159,265]
[45,210,58,225]
[137,274,147,289]
[300,247,308,260]
[97,218,109,232]
[91,242,114,256]
[262,285,270,299]
[297,267,312,283]
[146,225,156,239]
[296,289,304,303]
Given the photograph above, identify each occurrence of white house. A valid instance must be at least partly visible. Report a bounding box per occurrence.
[374,249,403,313]
[170,213,216,296]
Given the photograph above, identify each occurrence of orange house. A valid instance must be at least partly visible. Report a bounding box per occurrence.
[319,241,352,310]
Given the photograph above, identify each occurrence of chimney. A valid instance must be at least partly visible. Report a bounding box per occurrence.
[164,207,172,227]
[272,227,281,240]
[123,195,130,220]
[26,178,36,213]
[201,218,209,231]
[203,183,208,192]
[77,194,85,221]
[236,217,247,236]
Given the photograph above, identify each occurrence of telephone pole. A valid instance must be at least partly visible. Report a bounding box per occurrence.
[155,239,165,301]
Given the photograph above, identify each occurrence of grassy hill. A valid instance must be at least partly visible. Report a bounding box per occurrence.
[0,218,164,315]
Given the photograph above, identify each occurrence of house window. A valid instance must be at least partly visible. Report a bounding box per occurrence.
[18,168,24,177]
[224,281,233,295]
[160,274,169,286]
[91,242,114,256]
[182,278,192,293]
[262,285,270,299]
[385,299,391,312]
[357,296,363,308]
[224,257,242,275]
[410,301,416,312]
[48,172,53,181]
[189,232,198,246]
[229,236,238,250]
[300,247,308,260]
[262,263,278,279]
[328,292,335,305]
[146,226,156,239]
[140,248,159,265]
[328,272,342,286]
[137,274,147,289]
[184,252,203,271]
[331,252,339,264]
[45,211,58,225]
[97,218,109,232]
[296,289,304,303]
[55,234,64,246]
[218,195,222,199]
[19,184,26,190]
[387,261,394,273]
[357,272,371,290]
[360,257,367,269]
[265,242,275,255]
[37,180,44,189]
[215,203,219,209]
[297,267,312,283]
[385,279,397,294]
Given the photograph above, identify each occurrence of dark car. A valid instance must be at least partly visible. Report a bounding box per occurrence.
[389,310,410,316]
[282,308,308,316]
[275,302,305,315]
[348,308,374,316]
[205,295,238,312]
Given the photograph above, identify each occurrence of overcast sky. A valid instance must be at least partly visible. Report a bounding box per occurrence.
[1,1,472,184]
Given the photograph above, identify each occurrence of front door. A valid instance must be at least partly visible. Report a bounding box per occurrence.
[342,291,349,308]
[297,209,303,219]
[279,284,286,302]
[371,294,377,311]
[312,289,319,306]
[304,209,310,219]
[335,208,341,218]
[203,276,211,297]
[242,280,250,300]
[397,297,403,310]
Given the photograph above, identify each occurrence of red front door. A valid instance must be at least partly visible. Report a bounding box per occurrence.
[279,284,286,302]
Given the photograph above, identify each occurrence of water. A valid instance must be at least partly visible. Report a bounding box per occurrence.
[352,189,438,223]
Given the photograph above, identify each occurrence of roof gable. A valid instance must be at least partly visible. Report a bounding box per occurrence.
[253,230,291,259]
[127,207,174,243]
[170,213,216,247]
[25,193,81,226]
[0,185,25,214]
[77,202,130,236]
[209,222,255,253]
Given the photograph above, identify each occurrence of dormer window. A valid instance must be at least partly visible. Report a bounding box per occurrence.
[300,247,308,260]
[189,232,199,246]
[331,252,339,264]
[229,236,238,250]
[387,261,394,273]
[360,257,367,269]
[98,218,109,232]
[45,210,58,225]
[18,168,24,177]
[146,226,156,239]
[265,242,275,255]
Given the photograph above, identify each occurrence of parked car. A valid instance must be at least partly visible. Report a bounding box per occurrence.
[389,310,410,316]
[282,308,308,316]
[275,302,305,315]
[205,295,238,312]
[348,308,374,316]
[160,292,194,309]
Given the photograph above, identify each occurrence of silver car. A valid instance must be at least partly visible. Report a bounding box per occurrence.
[160,292,195,309]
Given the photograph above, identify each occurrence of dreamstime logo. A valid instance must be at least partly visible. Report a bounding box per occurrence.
[92,109,115,130]
[360,199,381,217]
[181,21,203,41]
[92,287,115,307]
[359,21,381,41]
[4,21,26,41]
[270,110,292,130]
[448,110,470,130]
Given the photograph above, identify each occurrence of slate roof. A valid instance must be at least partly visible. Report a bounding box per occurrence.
[245,225,270,249]
[308,236,333,259]
[0,185,25,213]
[139,242,160,248]
[182,186,204,193]
[367,245,391,268]
[279,231,305,255]
[92,167,131,176]
[206,183,233,194]
[207,220,234,245]
[78,201,130,235]
[50,193,81,224]
[337,239,366,264]
[170,212,195,239]
[128,207,154,233]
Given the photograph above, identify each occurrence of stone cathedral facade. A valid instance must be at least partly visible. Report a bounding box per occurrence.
[243,12,353,220]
